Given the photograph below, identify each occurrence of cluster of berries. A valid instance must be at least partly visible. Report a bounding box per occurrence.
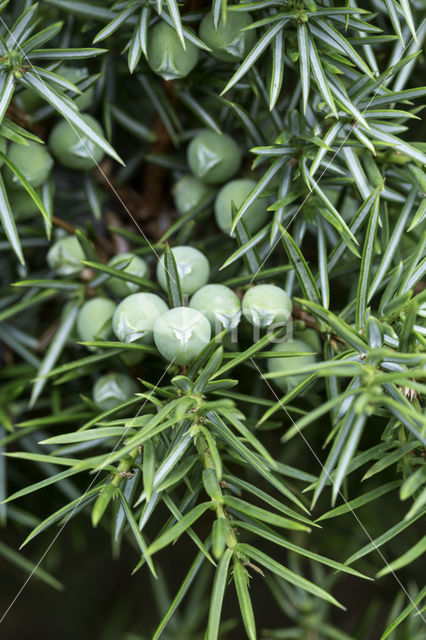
[47,239,319,411]
[173,130,269,237]
[35,32,321,413]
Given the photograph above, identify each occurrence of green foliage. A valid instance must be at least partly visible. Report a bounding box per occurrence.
[0,1,425,639]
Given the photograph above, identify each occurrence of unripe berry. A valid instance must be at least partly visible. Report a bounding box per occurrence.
[77,297,116,344]
[107,253,149,298]
[199,11,256,62]
[49,113,105,170]
[190,284,241,333]
[187,130,241,185]
[14,88,44,113]
[58,65,94,111]
[267,339,317,392]
[93,373,138,411]
[294,328,321,353]
[154,306,211,365]
[47,235,85,276]
[147,22,199,81]
[8,187,40,220]
[4,140,53,189]
[214,178,268,235]
[242,285,292,328]
[156,245,210,295]
[112,292,169,344]
[172,175,214,215]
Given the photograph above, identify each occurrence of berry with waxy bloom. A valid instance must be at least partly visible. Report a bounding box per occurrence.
[267,338,317,392]
[190,284,241,333]
[214,178,269,235]
[187,130,241,185]
[77,297,116,344]
[4,140,53,189]
[107,253,149,298]
[147,22,199,81]
[49,113,105,170]
[47,235,85,276]
[154,307,211,365]
[199,10,256,62]
[242,285,292,329]
[113,292,168,344]
[173,175,214,216]
[93,373,138,411]
[156,245,210,296]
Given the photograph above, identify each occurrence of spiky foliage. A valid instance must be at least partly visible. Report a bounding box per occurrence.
[0,1,425,638]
